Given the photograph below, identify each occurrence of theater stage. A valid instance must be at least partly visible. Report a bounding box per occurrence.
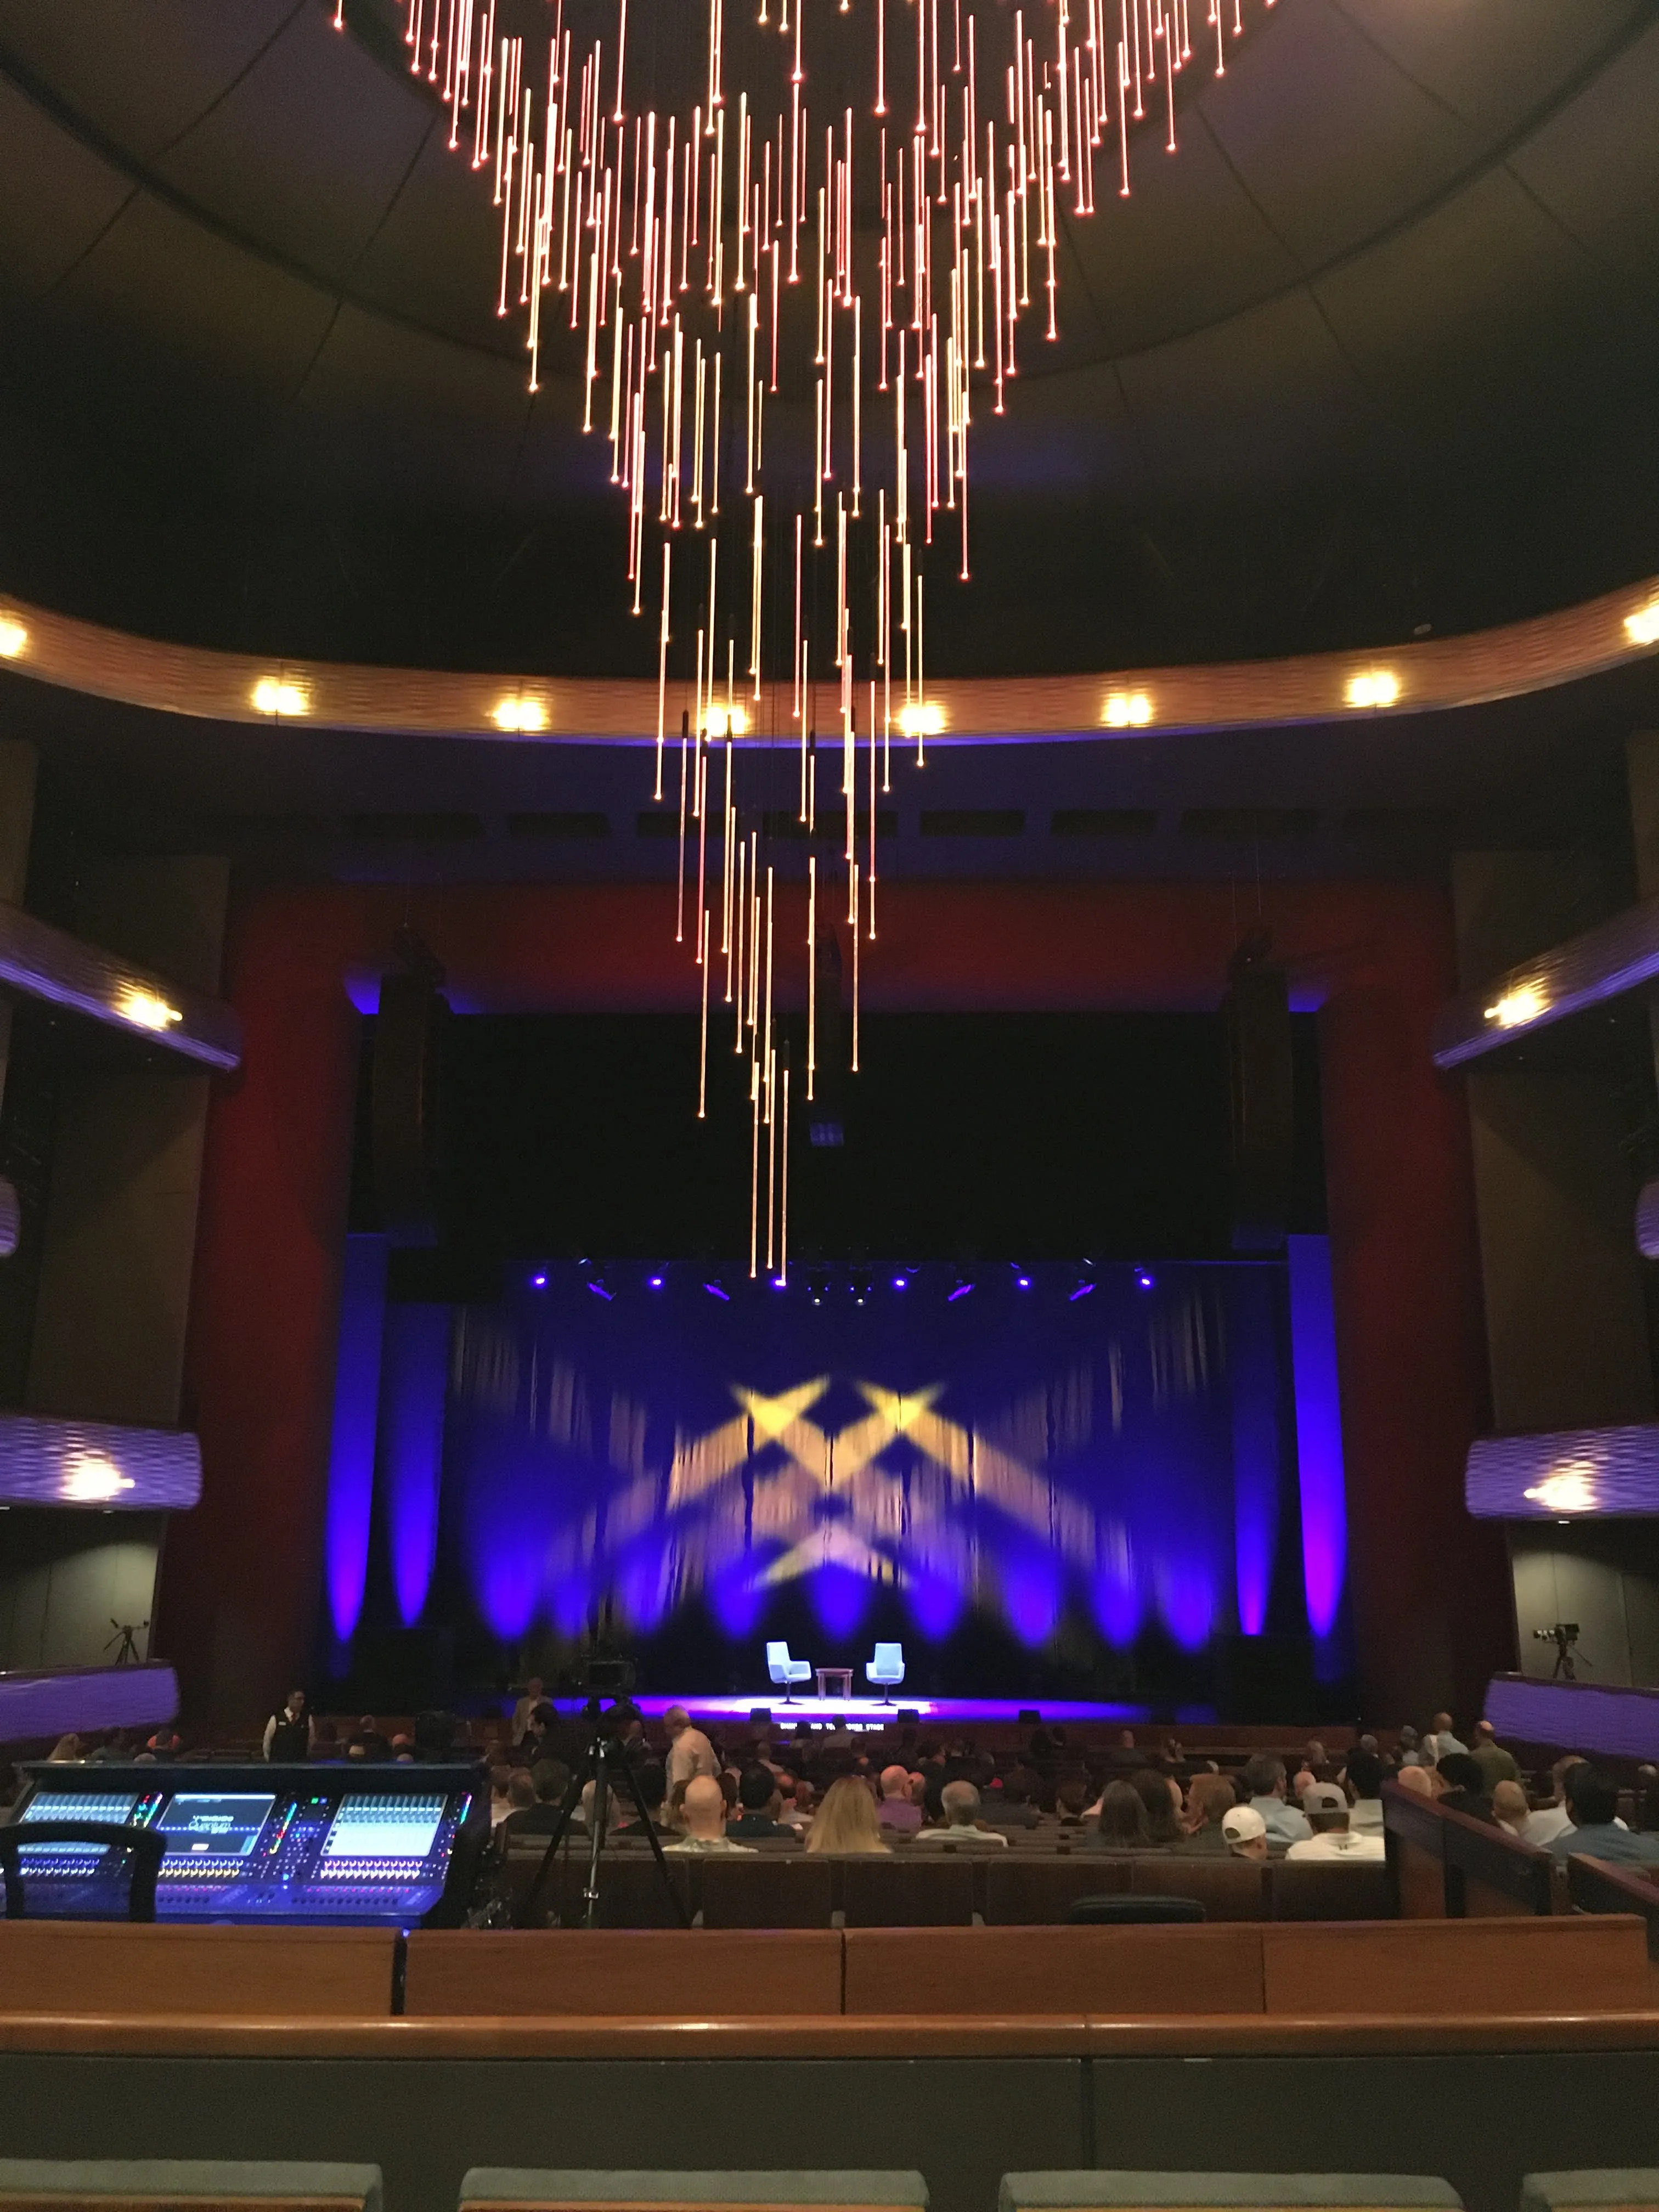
[624,1694,1164,1725]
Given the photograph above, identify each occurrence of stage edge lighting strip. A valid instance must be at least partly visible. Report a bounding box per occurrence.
[0,1664,179,1746]
[1483,1674,1659,1763]
[1465,1421,1659,1518]
[0,902,241,1074]
[0,1413,201,1510]
[1,573,1657,742]
[1431,893,1659,1070]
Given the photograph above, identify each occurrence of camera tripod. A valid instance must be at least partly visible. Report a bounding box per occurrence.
[516,1698,689,1929]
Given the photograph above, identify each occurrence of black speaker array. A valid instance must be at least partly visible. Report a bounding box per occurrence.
[371,966,448,1244]
[1222,935,1294,1252]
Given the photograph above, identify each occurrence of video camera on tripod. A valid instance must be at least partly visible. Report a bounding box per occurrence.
[1533,1622,1588,1679]
[515,1653,686,1930]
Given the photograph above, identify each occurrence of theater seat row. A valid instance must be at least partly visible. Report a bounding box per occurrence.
[1,2164,1652,2212]
[498,1846,1392,1926]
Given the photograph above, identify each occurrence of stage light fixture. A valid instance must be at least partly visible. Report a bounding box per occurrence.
[252,676,309,717]
[1012,1265,1032,1289]
[530,1272,548,1289]
[492,693,549,733]
[647,1273,665,1289]
[1483,982,1547,1030]
[0,615,29,659]
[1344,668,1401,711]
[112,984,183,1034]
[1068,1280,1096,1301]
[1101,690,1153,729]
[1135,1267,1155,1290]
[892,1274,909,1290]
[703,1280,731,1301]
[587,1278,614,1301]
[947,1277,974,1302]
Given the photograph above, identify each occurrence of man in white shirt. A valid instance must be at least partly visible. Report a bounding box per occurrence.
[663,1705,720,1792]
[911,1779,1009,1846]
[1240,1754,1312,1847]
[1285,1812,1384,1863]
[1429,1711,1469,1761]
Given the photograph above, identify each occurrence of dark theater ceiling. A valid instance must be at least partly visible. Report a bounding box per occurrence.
[2,0,1659,885]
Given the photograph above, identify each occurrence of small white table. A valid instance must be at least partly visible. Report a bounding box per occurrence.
[815,1666,854,1701]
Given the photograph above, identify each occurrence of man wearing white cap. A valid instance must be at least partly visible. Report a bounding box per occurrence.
[1222,1804,1268,1860]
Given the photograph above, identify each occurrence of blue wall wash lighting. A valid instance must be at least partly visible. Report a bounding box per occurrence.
[379,1303,452,1628]
[1288,1234,1350,1678]
[323,1235,389,1643]
[0,1412,202,1513]
[421,1262,1312,1674]
[1229,1267,1281,1640]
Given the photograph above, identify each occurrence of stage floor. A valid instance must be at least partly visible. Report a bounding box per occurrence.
[629,1694,1162,1726]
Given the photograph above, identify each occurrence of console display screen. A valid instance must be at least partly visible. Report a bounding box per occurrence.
[155,1793,275,1861]
[18,1791,139,1857]
[320,1793,446,1863]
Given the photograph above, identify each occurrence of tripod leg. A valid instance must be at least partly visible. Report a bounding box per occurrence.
[515,1753,595,1929]
[609,1745,691,1929]
[580,1760,612,1930]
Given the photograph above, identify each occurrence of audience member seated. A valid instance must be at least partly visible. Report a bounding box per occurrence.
[1429,1709,1469,1759]
[1085,1780,1153,1853]
[1177,1772,1238,1853]
[665,1773,755,1853]
[1128,1768,1184,1847]
[505,1760,570,1833]
[1240,1753,1312,1847]
[1435,1752,1495,1824]
[1521,1757,1589,1847]
[348,1715,392,1762]
[499,1770,537,1837]
[1492,1779,1531,1839]
[781,1779,816,1831]
[1395,1765,1434,1801]
[1054,1777,1091,1830]
[1343,1748,1385,1834]
[806,1775,890,1853]
[984,1767,1045,1829]
[912,1779,1009,1848]
[487,1760,516,1828]
[1547,1764,1659,1865]
[1222,1804,1267,1860]
[614,1762,669,1835]
[1470,1718,1521,1791]
[729,1765,799,1839]
[1285,1804,1383,1862]
[877,1765,923,1834]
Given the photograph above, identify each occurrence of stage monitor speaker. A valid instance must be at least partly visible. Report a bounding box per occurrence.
[896,1707,920,1724]
[749,1706,773,1726]
[372,947,449,1246]
[1223,932,1293,1253]
[1018,1707,1041,1725]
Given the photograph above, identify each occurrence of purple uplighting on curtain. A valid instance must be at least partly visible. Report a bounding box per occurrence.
[379,1301,452,1628]
[1288,1234,1349,1675]
[323,1235,387,1643]
[1229,1268,1280,1637]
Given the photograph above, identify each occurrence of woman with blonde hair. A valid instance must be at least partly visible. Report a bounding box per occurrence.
[805,1775,890,1854]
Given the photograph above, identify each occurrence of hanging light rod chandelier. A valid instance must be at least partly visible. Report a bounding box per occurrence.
[335,0,1282,1270]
